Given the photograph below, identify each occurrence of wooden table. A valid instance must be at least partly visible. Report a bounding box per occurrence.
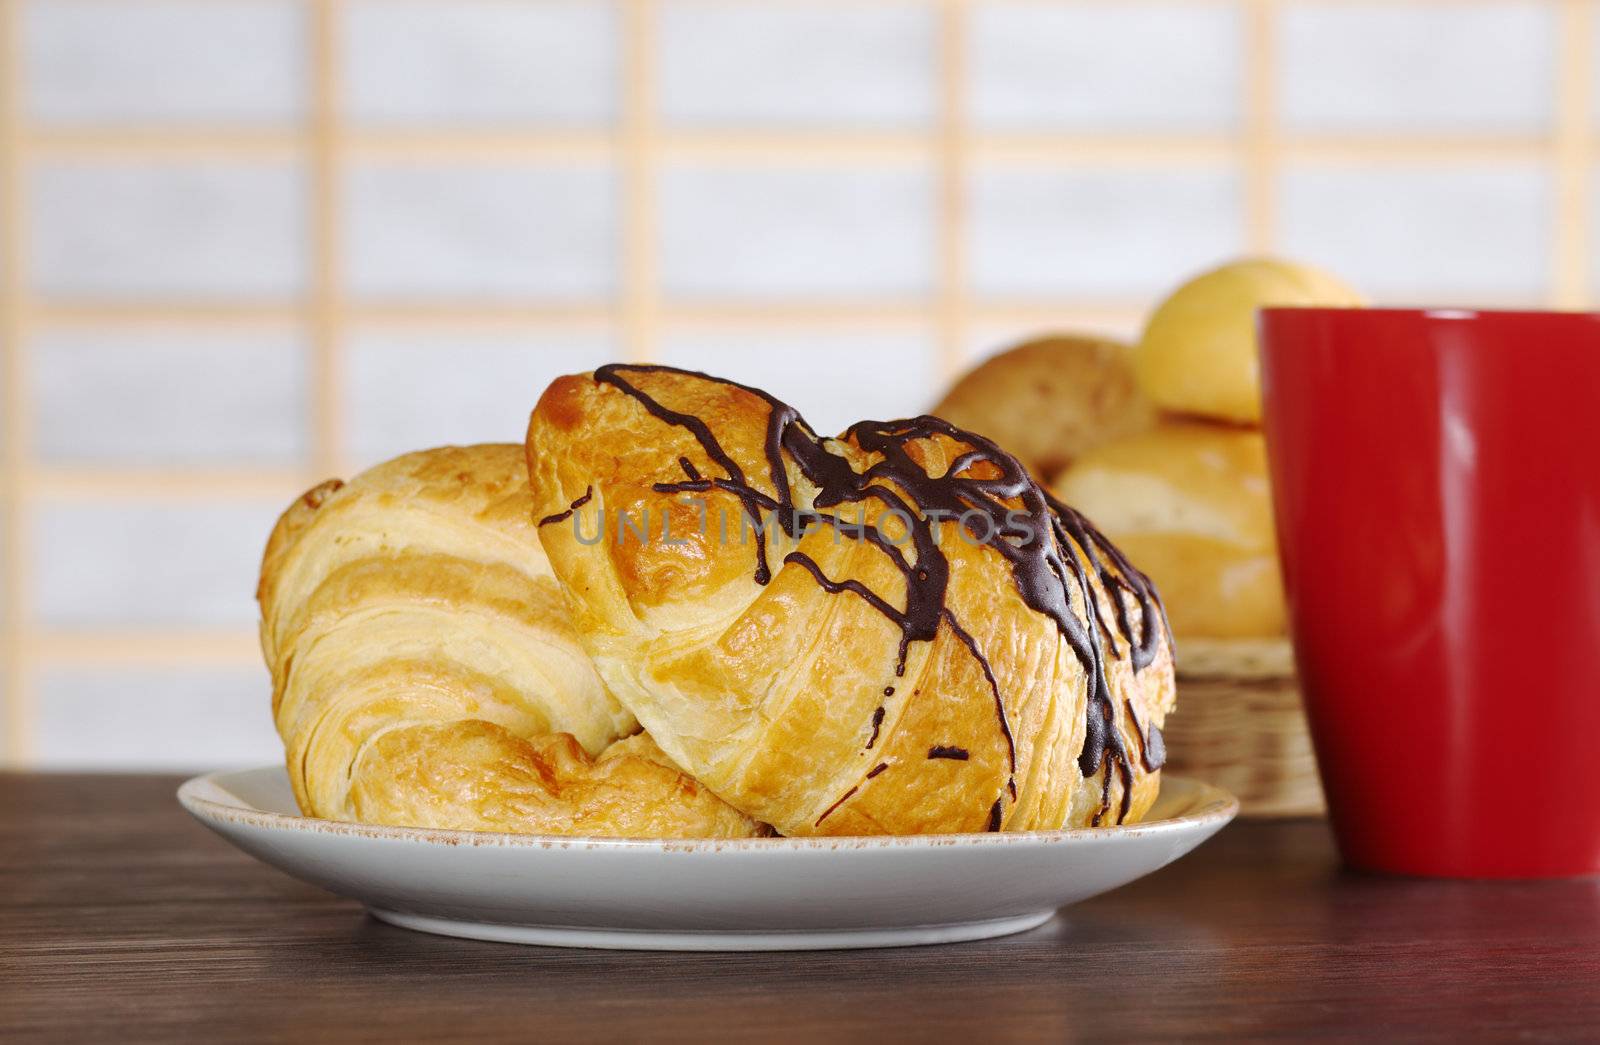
[3,773,1597,1042]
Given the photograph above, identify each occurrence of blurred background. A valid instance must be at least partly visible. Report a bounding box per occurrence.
[0,0,1583,769]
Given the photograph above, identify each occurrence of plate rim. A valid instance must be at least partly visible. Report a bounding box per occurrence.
[178,766,1238,853]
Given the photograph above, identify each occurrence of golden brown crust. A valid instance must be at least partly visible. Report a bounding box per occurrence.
[258,443,765,838]
[527,367,1176,836]
[932,335,1155,481]
[1050,420,1284,639]
[348,723,765,839]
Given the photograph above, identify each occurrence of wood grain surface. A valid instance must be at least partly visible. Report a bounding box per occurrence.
[3,773,1598,1042]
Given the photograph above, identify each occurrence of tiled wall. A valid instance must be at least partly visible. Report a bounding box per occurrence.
[0,0,1588,769]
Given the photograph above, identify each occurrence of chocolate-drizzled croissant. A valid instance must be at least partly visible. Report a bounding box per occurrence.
[258,443,763,838]
[526,366,1176,836]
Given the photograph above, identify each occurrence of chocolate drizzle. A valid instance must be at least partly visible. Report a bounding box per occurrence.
[815,786,859,826]
[537,485,592,528]
[928,746,970,761]
[865,706,886,749]
[943,609,1015,783]
[587,364,1169,829]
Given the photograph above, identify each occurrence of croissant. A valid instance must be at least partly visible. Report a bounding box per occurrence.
[258,443,763,838]
[525,366,1176,836]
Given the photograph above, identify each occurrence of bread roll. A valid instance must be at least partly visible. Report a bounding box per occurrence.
[526,365,1175,837]
[1051,420,1283,639]
[933,334,1154,480]
[1135,258,1362,424]
[258,443,764,838]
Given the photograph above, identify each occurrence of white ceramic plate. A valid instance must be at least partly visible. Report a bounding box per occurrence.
[179,767,1236,951]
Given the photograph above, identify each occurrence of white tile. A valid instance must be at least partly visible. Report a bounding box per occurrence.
[1281,3,1554,134]
[660,164,934,299]
[32,325,307,467]
[659,1,934,129]
[345,327,616,468]
[657,329,938,436]
[344,161,616,302]
[971,3,1242,133]
[35,664,279,770]
[970,165,1243,299]
[342,0,616,127]
[1279,164,1550,301]
[23,0,306,127]
[962,319,1144,368]
[33,496,290,630]
[30,159,306,301]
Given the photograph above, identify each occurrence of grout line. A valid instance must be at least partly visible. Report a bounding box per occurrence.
[32,632,264,666]
[24,132,304,157]
[620,0,658,364]
[980,136,1240,165]
[309,0,343,478]
[28,303,309,326]
[935,0,970,377]
[980,0,1541,5]
[17,128,1575,164]
[340,130,612,158]
[1242,0,1278,253]
[23,301,1161,327]
[27,302,616,326]
[1276,136,1559,162]
[8,290,1568,334]
[0,0,32,766]
[1553,0,1592,309]
[27,469,311,500]
[659,133,930,164]
[338,305,618,328]
[22,128,606,159]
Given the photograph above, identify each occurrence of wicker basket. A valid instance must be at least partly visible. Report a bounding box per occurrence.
[1162,638,1326,817]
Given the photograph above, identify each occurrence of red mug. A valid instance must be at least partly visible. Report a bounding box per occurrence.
[1259,307,1600,878]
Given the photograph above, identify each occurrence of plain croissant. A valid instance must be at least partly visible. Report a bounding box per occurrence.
[526,365,1176,837]
[257,443,763,838]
